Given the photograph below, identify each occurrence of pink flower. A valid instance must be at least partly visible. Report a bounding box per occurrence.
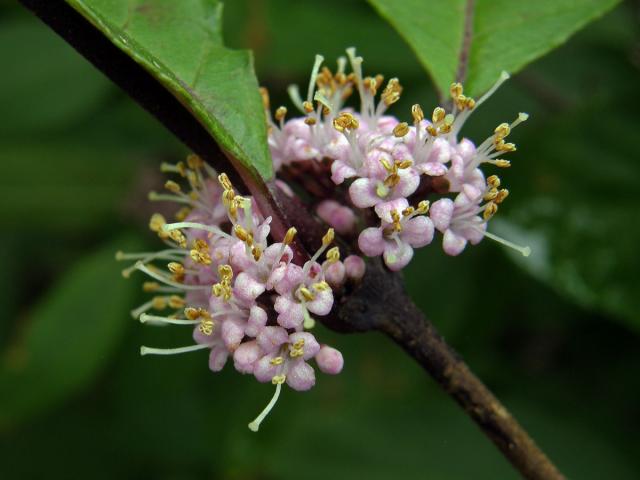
[430,192,487,256]
[358,198,434,271]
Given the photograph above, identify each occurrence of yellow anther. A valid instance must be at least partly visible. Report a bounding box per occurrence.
[487,175,501,188]
[193,238,209,252]
[151,296,168,310]
[393,122,409,137]
[218,264,233,281]
[432,107,446,123]
[326,246,340,263]
[252,246,262,261]
[304,117,317,126]
[450,82,463,99]
[293,339,305,349]
[494,159,511,168]
[322,228,335,246]
[494,122,511,139]
[164,180,181,194]
[218,173,233,191]
[168,295,185,309]
[169,230,187,248]
[184,307,200,320]
[299,287,315,302]
[495,189,509,204]
[198,318,215,336]
[186,154,204,170]
[284,227,297,245]
[275,106,287,122]
[270,356,284,366]
[167,262,184,275]
[484,188,499,201]
[466,97,476,109]
[499,142,516,152]
[397,159,413,169]
[483,202,498,220]
[411,104,424,123]
[272,374,286,385]
[312,281,330,292]
[302,101,314,113]
[190,248,212,265]
[175,207,191,221]
[143,281,160,292]
[381,78,402,106]
[333,112,359,132]
[379,157,393,172]
[402,207,415,217]
[149,213,166,233]
[234,224,250,242]
[417,200,430,214]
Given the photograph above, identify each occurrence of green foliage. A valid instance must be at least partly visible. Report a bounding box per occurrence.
[66,0,272,179]
[368,0,620,96]
[0,18,111,135]
[0,235,141,429]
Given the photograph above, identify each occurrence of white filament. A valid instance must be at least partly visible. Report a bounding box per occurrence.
[140,343,212,356]
[248,382,282,432]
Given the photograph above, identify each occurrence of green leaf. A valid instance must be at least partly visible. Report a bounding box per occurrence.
[65,0,272,179]
[0,17,111,136]
[0,234,141,429]
[0,141,140,232]
[493,103,639,328]
[368,0,620,97]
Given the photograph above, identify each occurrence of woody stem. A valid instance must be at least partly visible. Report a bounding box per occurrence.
[335,259,565,480]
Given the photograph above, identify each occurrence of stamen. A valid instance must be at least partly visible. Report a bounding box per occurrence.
[475,71,510,109]
[307,55,325,103]
[139,314,199,325]
[140,343,212,356]
[287,84,305,112]
[162,221,232,240]
[248,378,284,432]
[134,262,209,291]
[483,231,531,257]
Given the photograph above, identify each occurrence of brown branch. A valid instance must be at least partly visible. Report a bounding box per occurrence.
[336,259,565,480]
[20,1,565,478]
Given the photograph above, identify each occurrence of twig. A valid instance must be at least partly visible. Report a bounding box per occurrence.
[19,1,565,478]
[336,259,565,480]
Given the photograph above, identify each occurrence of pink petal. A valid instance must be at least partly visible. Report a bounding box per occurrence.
[286,361,316,391]
[443,229,468,256]
[383,241,413,271]
[429,198,454,232]
[315,346,344,374]
[274,295,305,329]
[402,216,434,248]
[349,178,383,208]
[209,346,229,372]
[233,340,261,374]
[307,288,334,316]
[358,227,385,257]
[253,354,278,383]
[257,326,289,353]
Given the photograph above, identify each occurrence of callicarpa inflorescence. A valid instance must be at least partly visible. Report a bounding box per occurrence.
[117,48,531,431]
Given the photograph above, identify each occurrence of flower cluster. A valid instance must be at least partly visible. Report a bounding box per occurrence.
[120,49,532,431]
[266,48,530,270]
[118,157,365,431]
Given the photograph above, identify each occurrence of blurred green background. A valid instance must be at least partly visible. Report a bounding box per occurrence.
[1,1,639,478]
